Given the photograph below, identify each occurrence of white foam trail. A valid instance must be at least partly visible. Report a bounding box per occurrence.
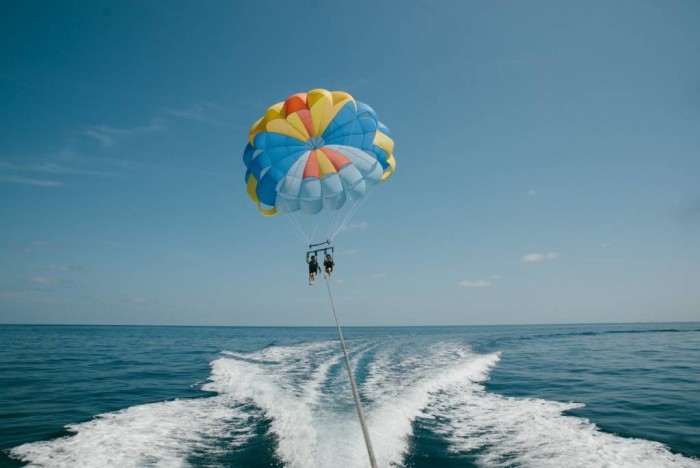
[227,339,499,468]
[10,396,255,468]
[425,372,700,467]
[12,338,698,468]
[205,340,347,467]
[361,343,500,467]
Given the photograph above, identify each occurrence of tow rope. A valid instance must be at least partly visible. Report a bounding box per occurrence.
[324,277,378,468]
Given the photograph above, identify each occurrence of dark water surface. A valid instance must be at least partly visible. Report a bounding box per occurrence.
[1,323,698,467]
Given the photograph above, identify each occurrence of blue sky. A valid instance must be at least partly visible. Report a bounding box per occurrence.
[1,0,698,326]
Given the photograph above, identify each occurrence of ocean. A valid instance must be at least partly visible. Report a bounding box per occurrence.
[0,323,698,467]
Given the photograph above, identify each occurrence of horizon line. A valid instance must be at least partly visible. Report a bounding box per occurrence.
[1,320,698,328]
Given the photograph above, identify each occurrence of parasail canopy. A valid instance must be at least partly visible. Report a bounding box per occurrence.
[243,89,396,221]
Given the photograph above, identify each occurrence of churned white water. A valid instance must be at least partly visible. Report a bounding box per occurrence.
[10,396,255,467]
[10,333,700,467]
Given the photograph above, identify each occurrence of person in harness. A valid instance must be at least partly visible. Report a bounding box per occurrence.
[323,253,335,279]
[307,255,320,285]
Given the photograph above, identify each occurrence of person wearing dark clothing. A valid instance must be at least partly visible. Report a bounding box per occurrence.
[323,254,335,279]
[307,255,320,285]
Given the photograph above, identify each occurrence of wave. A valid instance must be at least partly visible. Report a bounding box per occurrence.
[602,328,700,334]
[424,382,699,467]
[206,340,347,467]
[511,327,700,344]
[10,396,257,467]
[10,337,700,467]
[362,344,500,467]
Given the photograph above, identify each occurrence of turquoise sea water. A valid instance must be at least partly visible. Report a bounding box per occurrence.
[1,323,698,467]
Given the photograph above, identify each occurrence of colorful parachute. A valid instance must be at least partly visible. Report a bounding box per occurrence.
[243,89,396,218]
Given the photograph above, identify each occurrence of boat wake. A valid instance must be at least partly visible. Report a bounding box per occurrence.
[10,338,700,467]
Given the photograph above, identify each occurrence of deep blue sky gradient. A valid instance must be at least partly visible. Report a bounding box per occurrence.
[1,0,698,325]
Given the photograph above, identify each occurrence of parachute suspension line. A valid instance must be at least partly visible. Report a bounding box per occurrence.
[325,110,363,242]
[324,278,378,468]
[309,225,319,245]
[328,186,377,242]
[326,200,349,242]
[280,211,311,245]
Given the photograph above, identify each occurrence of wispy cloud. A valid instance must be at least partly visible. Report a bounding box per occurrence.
[0,175,63,187]
[12,241,54,254]
[2,100,228,189]
[458,279,492,288]
[339,221,369,233]
[527,189,537,196]
[46,263,83,272]
[83,101,230,148]
[124,296,152,305]
[0,161,108,176]
[83,119,167,147]
[119,295,187,310]
[0,146,128,188]
[372,273,387,279]
[521,252,560,263]
[165,102,231,126]
[336,76,369,92]
[25,276,62,286]
[0,160,113,190]
[82,129,117,147]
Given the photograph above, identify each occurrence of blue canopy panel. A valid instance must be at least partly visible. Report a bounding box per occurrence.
[247,132,308,206]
